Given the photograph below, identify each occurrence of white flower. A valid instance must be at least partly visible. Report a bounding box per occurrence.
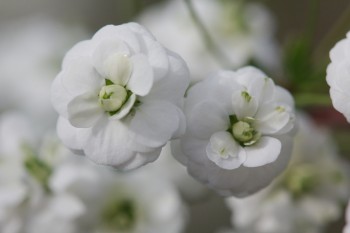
[138,0,281,81]
[50,156,187,233]
[226,113,349,233]
[326,31,350,122]
[172,66,295,197]
[51,23,189,170]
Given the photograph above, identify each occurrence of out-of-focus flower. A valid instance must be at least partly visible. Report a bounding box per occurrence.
[326,32,350,123]
[52,22,189,170]
[226,114,350,233]
[27,194,85,233]
[50,156,187,233]
[0,17,87,132]
[138,0,280,81]
[172,66,295,197]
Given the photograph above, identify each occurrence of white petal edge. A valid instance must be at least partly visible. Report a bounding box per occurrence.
[243,136,281,167]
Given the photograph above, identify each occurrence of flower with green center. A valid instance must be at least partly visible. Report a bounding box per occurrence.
[173,66,295,197]
[51,23,189,170]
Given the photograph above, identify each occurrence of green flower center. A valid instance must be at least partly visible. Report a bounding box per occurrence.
[103,198,137,231]
[229,115,261,146]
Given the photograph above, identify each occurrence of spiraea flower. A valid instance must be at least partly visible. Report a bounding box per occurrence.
[226,114,349,233]
[326,31,350,122]
[51,23,189,170]
[172,66,295,197]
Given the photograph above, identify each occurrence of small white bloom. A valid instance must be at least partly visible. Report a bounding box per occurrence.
[326,31,350,122]
[51,23,189,170]
[226,113,349,233]
[172,66,295,197]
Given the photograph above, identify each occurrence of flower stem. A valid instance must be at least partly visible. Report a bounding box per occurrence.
[295,93,332,108]
[183,0,231,68]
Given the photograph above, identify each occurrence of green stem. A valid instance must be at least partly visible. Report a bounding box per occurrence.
[295,93,332,108]
[183,0,231,68]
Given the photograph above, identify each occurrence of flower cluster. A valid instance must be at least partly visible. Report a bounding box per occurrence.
[0,113,187,233]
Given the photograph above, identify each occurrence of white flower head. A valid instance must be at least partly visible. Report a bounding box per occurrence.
[51,23,189,170]
[326,32,350,122]
[172,66,295,197]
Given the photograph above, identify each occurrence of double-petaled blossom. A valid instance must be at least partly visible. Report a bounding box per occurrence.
[51,23,189,170]
[172,66,295,197]
[326,31,350,122]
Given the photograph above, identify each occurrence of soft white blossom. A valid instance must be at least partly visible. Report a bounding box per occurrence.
[226,114,349,233]
[172,66,295,197]
[50,156,187,233]
[51,23,189,170]
[326,31,350,122]
[138,0,280,81]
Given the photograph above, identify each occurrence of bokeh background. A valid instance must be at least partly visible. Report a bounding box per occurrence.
[0,0,350,233]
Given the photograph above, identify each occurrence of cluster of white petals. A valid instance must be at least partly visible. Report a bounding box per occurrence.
[138,0,280,81]
[51,23,189,170]
[226,114,349,233]
[326,32,350,122]
[172,67,295,197]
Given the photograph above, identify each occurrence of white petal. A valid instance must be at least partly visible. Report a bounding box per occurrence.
[62,40,94,69]
[61,56,103,95]
[92,24,141,53]
[232,90,258,119]
[92,39,130,79]
[274,86,294,107]
[51,73,74,118]
[129,101,180,148]
[142,50,189,105]
[187,100,230,140]
[84,118,137,167]
[67,92,104,128]
[329,88,350,122]
[57,117,91,153]
[115,148,162,170]
[138,33,169,81]
[127,54,154,96]
[109,93,137,120]
[255,103,292,134]
[243,136,281,167]
[206,131,245,170]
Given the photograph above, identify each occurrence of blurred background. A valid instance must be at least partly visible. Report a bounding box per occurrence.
[0,0,350,233]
